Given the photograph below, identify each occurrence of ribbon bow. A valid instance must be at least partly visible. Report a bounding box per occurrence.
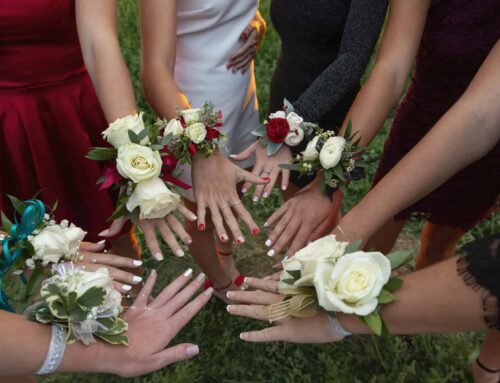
[0,199,45,311]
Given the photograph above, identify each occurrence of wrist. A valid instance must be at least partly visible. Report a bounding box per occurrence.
[59,338,110,374]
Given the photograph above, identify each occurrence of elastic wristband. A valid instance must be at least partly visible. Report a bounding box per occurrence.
[328,315,352,338]
[36,325,67,375]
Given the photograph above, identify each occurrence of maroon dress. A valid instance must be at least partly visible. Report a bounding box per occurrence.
[0,0,115,241]
[373,0,500,230]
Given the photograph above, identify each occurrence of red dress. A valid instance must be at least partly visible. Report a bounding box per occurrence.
[0,0,115,241]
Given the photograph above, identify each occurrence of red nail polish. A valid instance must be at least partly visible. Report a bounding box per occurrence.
[198,224,205,230]
[262,177,271,181]
[252,228,260,236]
[236,239,242,244]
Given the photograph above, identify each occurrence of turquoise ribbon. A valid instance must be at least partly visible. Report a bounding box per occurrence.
[0,199,45,311]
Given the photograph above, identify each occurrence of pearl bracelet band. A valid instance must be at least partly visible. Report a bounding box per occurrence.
[328,315,352,338]
[36,325,67,375]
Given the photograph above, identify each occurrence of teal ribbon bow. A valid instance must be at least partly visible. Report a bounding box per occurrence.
[0,199,45,311]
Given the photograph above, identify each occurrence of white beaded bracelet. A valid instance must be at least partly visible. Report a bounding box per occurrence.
[328,315,352,339]
[36,325,67,375]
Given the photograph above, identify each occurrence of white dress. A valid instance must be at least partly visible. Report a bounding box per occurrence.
[175,0,259,199]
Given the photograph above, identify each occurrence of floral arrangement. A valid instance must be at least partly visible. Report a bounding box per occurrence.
[268,235,411,335]
[281,120,363,194]
[0,197,86,311]
[28,264,128,345]
[252,99,317,155]
[87,113,184,221]
[155,102,225,164]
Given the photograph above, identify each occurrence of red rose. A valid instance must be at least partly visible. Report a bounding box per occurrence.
[266,118,290,143]
[188,143,197,155]
[206,127,221,141]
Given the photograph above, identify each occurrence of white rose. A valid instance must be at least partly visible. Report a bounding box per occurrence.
[102,113,148,148]
[126,177,180,219]
[30,225,70,265]
[60,224,86,258]
[302,136,320,161]
[184,122,207,144]
[180,108,201,125]
[313,251,391,316]
[286,112,304,130]
[164,119,184,138]
[116,143,162,183]
[291,235,347,286]
[64,267,112,298]
[319,136,346,169]
[284,126,304,147]
[269,110,286,120]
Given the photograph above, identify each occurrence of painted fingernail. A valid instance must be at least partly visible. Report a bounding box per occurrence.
[240,333,247,340]
[252,228,260,236]
[150,269,157,277]
[133,260,143,266]
[226,291,234,299]
[122,284,132,291]
[154,252,164,261]
[226,305,232,312]
[204,287,214,296]
[267,249,275,257]
[241,187,247,193]
[236,236,245,244]
[283,256,289,261]
[186,345,199,357]
[197,272,206,281]
[132,276,143,284]
[175,249,185,258]
[198,224,205,230]
[183,268,193,277]
[220,234,229,242]
[252,196,259,203]
[185,237,193,245]
[262,177,271,182]
[97,239,106,245]
[244,277,251,284]
[98,229,109,237]
[265,239,272,247]
[229,154,237,158]
[282,185,287,191]
[190,214,198,221]
[263,192,269,198]
[264,222,269,228]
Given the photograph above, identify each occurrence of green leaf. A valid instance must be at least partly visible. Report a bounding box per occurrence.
[252,124,267,137]
[7,194,26,214]
[283,98,295,114]
[161,133,173,146]
[77,286,106,309]
[287,269,301,281]
[386,250,413,270]
[86,147,117,161]
[25,266,45,299]
[361,312,383,336]
[377,289,396,305]
[280,278,295,285]
[128,129,140,144]
[70,306,88,322]
[267,142,283,156]
[279,163,301,171]
[344,119,353,140]
[380,317,390,337]
[345,239,363,254]
[332,165,346,182]
[48,300,68,320]
[137,127,150,142]
[97,317,128,335]
[66,291,78,312]
[150,144,164,151]
[384,277,403,293]
[1,211,12,233]
[95,332,129,346]
[149,124,160,145]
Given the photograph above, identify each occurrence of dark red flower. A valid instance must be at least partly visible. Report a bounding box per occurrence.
[162,153,178,173]
[180,116,187,129]
[266,118,290,143]
[188,143,197,155]
[206,127,221,141]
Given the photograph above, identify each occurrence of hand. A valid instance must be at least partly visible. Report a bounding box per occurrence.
[231,141,292,202]
[264,176,337,258]
[226,11,267,74]
[226,277,340,343]
[77,241,143,293]
[95,269,213,377]
[192,152,269,243]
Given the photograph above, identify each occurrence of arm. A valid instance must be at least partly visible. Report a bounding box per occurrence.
[338,39,500,242]
[75,0,137,122]
[140,0,189,119]
[339,0,431,145]
[293,0,388,123]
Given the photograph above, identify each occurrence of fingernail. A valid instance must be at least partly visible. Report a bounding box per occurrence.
[265,239,272,247]
[236,236,245,245]
[97,239,106,245]
[204,287,214,296]
[226,305,232,312]
[122,284,132,291]
[281,185,287,191]
[252,196,259,203]
[150,269,157,276]
[264,222,269,228]
[240,333,247,340]
[186,345,199,357]
[283,256,289,261]
[185,237,193,245]
[190,214,198,221]
[154,252,164,261]
[175,249,185,258]
[220,234,228,242]
[244,277,251,284]
[133,260,142,266]
[229,154,237,158]
[198,224,205,230]
[241,187,247,193]
[226,291,234,299]
[98,229,109,237]
[183,268,193,277]
[252,228,260,236]
[262,177,271,182]
[132,276,143,284]
[197,272,206,281]
[267,249,275,257]
[263,192,268,198]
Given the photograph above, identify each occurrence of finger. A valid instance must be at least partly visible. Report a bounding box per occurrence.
[240,24,254,40]
[226,289,283,306]
[196,199,207,231]
[252,182,266,202]
[168,288,214,335]
[243,277,280,293]
[266,211,293,256]
[229,31,258,61]
[241,61,252,75]
[263,271,282,281]
[308,217,332,243]
[240,326,286,343]
[244,161,263,196]
[262,168,280,199]
[239,168,270,186]
[150,268,195,309]
[264,204,287,229]
[285,226,313,258]
[99,216,127,238]
[232,202,259,235]
[281,169,290,191]
[231,48,255,72]
[229,140,258,162]
[227,45,247,69]
[166,214,192,245]
[79,240,106,253]
[271,218,300,256]
[226,303,269,321]
[158,220,184,258]
[79,251,142,269]
[161,272,207,316]
[219,203,244,244]
[132,269,157,308]
[151,344,200,370]
[227,44,253,69]
[111,280,133,294]
[83,263,141,286]
[208,200,228,242]
[177,204,197,221]
[139,221,164,261]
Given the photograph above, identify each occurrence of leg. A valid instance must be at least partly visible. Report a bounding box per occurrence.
[364,218,407,253]
[473,330,500,383]
[416,222,465,270]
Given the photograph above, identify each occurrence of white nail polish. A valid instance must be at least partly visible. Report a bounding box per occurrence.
[283,256,289,261]
[204,287,214,296]
[229,154,237,158]
[133,260,143,266]
[190,214,198,221]
[154,252,164,261]
[281,185,287,191]
[186,345,199,357]
[265,239,272,247]
[197,272,206,281]
[175,249,185,257]
[98,229,109,237]
[132,276,143,284]
[122,284,132,291]
[186,238,193,245]
[252,196,258,203]
[267,249,275,257]
[236,236,245,244]
[264,222,269,228]
[183,268,193,277]
[226,305,232,312]
[239,333,246,340]
[241,188,247,193]
[220,234,228,242]
[263,192,268,198]
[97,239,106,245]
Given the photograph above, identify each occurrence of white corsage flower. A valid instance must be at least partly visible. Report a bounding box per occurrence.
[102,113,148,148]
[269,111,286,120]
[313,251,391,316]
[116,143,162,183]
[30,225,70,265]
[286,112,304,130]
[180,108,201,125]
[319,136,346,169]
[184,122,207,144]
[60,224,86,258]
[126,177,181,219]
[284,126,304,147]
[302,136,320,161]
[164,119,184,138]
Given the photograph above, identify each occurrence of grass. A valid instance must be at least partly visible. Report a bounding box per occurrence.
[41,1,499,382]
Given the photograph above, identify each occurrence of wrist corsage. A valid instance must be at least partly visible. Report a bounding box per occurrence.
[252,99,316,156]
[156,102,225,165]
[87,113,187,221]
[266,235,411,336]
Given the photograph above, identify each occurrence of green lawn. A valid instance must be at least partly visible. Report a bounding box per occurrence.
[42,1,499,382]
